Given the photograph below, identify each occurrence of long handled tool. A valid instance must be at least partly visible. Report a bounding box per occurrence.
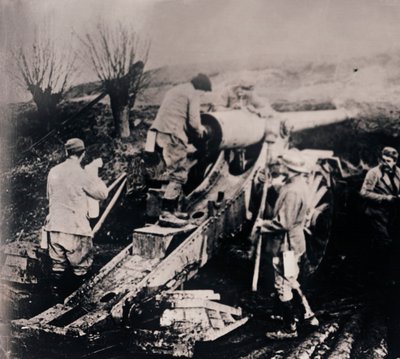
[251,141,273,292]
[91,176,128,237]
[107,172,127,192]
[272,262,315,319]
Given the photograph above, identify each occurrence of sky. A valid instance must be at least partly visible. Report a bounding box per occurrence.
[1,0,400,103]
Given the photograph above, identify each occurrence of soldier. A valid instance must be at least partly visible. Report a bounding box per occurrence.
[146,73,212,227]
[360,146,400,270]
[211,80,274,118]
[256,149,318,339]
[45,138,108,298]
[360,147,400,359]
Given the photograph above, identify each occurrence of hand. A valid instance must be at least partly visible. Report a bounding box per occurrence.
[85,158,103,174]
[271,175,285,189]
[90,158,103,168]
[257,169,266,183]
[255,218,265,229]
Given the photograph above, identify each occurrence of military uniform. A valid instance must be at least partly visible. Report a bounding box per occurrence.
[257,149,318,339]
[262,174,308,301]
[360,147,400,359]
[46,157,108,276]
[360,164,400,248]
[150,82,205,200]
[213,85,274,117]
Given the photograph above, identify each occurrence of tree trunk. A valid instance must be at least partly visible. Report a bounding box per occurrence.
[109,92,131,138]
[119,105,130,138]
[30,86,61,133]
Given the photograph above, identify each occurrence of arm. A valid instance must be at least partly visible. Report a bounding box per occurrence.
[360,169,393,204]
[187,93,205,137]
[246,94,275,118]
[83,172,109,201]
[258,191,300,233]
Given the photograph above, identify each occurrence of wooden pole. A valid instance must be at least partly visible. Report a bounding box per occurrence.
[251,142,272,292]
[91,178,127,236]
[107,172,127,192]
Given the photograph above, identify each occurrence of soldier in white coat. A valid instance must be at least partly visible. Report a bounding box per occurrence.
[45,138,108,298]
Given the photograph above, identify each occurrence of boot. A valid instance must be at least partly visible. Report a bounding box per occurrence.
[303,314,319,328]
[265,300,298,340]
[293,289,319,328]
[159,198,188,228]
[50,271,65,304]
[268,295,284,322]
[71,272,91,292]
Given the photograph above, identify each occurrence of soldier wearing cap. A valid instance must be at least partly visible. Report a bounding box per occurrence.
[360,147,400,358]
[256,148,318,339]
[146,73,212,227]
[45,138,108,298]
[360,147,400,259]
[360,147,400,273]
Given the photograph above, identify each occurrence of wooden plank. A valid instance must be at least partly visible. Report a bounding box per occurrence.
[65,244,134,306]
[134,224,197,236]
[171,299,242,317]
[4,255,28,269]
[203,317,249,342]
[160,308,209,328]
[220,312,235,324]
[287,322,340,359]
[65,309,109,330]
[129,328,197,358]
[1,265,38,284]
[157,290,221,301]
[31,304,66,322]
[207,310,224,329]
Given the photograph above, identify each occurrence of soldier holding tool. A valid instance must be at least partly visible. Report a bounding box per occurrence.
[256,149,318,339]
[44,138,108,299]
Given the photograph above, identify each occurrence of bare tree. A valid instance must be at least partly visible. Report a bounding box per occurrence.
[81,23,151,138]
[13,34,76,131]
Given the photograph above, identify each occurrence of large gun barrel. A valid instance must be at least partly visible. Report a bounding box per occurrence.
[201,108,353,151]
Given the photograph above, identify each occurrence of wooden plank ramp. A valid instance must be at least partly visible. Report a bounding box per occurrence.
[129,290,248,358]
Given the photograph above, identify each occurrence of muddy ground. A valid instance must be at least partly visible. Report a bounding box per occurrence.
[2,98,400,358]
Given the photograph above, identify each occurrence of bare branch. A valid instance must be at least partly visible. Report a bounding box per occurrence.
[11,27,77,128]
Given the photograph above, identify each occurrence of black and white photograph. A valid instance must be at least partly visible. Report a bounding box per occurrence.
[2,0,400,358]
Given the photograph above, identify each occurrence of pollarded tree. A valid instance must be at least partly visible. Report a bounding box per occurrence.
[13,35,76,131]
[81,23,151,138]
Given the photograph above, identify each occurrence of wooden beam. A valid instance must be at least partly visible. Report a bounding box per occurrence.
[170,299,242,317]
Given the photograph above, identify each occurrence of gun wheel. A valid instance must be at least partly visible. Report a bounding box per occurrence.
[302,164,335,276]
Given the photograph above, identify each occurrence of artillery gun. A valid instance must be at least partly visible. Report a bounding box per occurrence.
[9,108,353,357]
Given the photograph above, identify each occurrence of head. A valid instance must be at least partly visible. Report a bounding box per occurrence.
[380,147,398,171]
[280,149,309,178]
[65,138,85,162]
[191,73,212,92]
[234,85,254,99]
[231,78,254,96]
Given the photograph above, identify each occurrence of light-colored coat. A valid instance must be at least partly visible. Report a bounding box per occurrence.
[150,83,204,145]
[262,174,309,256]
[45,158,108,237]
